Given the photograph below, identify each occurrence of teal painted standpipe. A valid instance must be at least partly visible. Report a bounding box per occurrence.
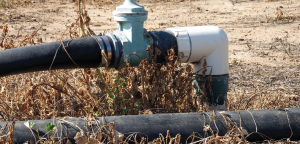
[112,0,152,66]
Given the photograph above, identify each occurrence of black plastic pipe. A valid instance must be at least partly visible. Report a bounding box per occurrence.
[0,36,106,77]
[1,108,299,143]
[149,30,178,63]
[0,31,178,77]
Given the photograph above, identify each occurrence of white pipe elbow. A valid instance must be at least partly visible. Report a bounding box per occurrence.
[166,26,228,75]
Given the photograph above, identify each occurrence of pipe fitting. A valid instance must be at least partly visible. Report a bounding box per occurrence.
[167,26,229,76]
[167,26,229,110]
[112,0,149,66]
[95,35,112,66]
[104,33,123,68]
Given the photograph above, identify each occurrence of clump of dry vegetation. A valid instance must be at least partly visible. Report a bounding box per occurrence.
[0,31,204,121]
[0,2,206,121]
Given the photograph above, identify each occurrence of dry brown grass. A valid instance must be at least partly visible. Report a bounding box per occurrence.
[0,15,205,121]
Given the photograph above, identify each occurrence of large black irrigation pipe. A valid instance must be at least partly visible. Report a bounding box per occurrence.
[0,36,105,77]
[0,31,177,77]
[0,108,299,143]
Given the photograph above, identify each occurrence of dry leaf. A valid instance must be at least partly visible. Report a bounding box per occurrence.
[74,132,88,143]
[279,86,287,91]
[5,121,15,144]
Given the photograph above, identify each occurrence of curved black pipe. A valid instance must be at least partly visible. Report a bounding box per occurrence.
[0,37,104,77]
[1,108,299,143]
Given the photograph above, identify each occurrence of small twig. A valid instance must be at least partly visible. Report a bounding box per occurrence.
[49,40,73,70]
[238,111,242,128]
[246,110,258,132]
[59,118,84,132]
[35,131,53,144]
[13,26,22,43]
[96,68,114,99]
[0,122,8,136]
[237,94,256,110]
[28,128,37,143]
[284,108,293,139]
[17,24,43,47]
[60,40,79,67]
[78,0,86,37]
[245,131,271,140]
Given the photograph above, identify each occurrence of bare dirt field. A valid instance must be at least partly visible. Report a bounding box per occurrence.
[0,0,300,142]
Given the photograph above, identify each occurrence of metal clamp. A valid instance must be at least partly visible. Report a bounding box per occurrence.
[105,33,123,68]
[97,36,112,67]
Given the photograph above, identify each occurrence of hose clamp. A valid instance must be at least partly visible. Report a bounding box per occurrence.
[105,33,123,68]
[95,36,111,66]
[98,36,113,67]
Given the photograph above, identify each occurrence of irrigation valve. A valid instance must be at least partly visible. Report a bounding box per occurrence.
[112,0,150,67]
[103,0,229,110]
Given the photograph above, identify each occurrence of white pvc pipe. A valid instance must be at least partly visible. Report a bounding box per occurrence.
[167,26,228,75]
